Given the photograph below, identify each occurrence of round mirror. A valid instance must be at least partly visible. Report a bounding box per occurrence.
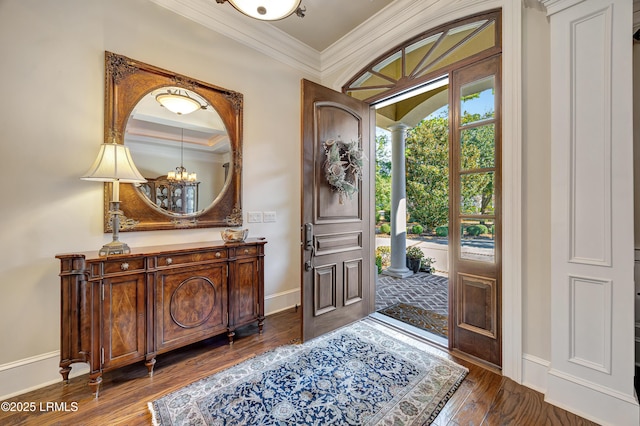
[124,86,231,217]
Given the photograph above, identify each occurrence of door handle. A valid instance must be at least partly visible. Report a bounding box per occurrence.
[304,223,313,251]
[303,223,314,272]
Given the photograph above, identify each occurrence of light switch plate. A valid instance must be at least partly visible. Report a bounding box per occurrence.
[263,211,276,223]
[248,211,263,223]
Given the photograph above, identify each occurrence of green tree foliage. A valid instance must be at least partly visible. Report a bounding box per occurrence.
[404,111,495,230]
[375,133,392,213]
[459,112,495,215]
[405,113,449,230]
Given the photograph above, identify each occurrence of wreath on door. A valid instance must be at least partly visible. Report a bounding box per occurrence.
[323,138,363,203]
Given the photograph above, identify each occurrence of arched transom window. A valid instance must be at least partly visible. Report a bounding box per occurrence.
[342,10,501,104]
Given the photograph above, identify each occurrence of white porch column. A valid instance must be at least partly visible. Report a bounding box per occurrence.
[384,123,412,278]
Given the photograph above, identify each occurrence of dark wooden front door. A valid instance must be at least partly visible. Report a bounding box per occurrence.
[449,55,502,367]
[301,79,374,341]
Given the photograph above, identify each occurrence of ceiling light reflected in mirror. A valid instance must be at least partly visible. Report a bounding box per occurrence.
[155,89,205,115]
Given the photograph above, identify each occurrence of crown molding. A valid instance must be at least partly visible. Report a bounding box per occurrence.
[148,0,485,78]
[538,0,585,16]
[149,0,322,77]
[149,0,516,83]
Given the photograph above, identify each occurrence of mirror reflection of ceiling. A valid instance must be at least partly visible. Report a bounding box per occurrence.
[124,87,232,215]
[126,87,229,154]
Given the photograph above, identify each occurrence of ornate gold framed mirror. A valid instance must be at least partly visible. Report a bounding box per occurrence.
[103,52,243,231]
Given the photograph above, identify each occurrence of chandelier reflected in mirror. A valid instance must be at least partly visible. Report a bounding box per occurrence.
[151,128,200,214]
[215,0,305,20]
[168,128,197,182]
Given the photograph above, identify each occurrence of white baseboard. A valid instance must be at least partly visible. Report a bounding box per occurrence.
[521,353,550,393]
[0,351,88,401]
[1,289,301,401]
[546,369,640,426]
[264,288,300,315]
[518,354,640,426]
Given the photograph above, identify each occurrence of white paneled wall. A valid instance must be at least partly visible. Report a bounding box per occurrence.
[545,0,638,424]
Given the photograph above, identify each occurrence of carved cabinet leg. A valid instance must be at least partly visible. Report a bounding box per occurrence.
[227,329,235,345]
[258,316,265,335]
[145,357,156,377]
[88,373,102,398]
[59,363,72,384]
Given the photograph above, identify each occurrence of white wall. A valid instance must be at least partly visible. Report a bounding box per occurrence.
[0,0,308,397]
[521,3,552,371]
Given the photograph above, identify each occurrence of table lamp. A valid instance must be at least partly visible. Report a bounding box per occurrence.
[81,139,147,256]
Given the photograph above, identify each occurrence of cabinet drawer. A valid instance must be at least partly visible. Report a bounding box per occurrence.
[236,246,258,257]
[157,249,227,267]
[92,257,145,277]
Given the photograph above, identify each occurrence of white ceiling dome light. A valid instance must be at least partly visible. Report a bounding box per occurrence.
[215,0,305,21]
[155,90,204,115]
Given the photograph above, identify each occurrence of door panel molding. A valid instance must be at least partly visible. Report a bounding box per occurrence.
[567,8,613,268]
[313,263,337,316]
[343,258,363,305]
[457,273,497,339]
[314,102,363,223]
[568,275,612,374]
[315,232,362,256]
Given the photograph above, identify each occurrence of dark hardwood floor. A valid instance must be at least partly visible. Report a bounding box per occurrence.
[0,308,597,426]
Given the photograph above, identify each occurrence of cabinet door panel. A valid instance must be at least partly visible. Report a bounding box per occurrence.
[156,264,227,351]
[102,274,146,369]
[232,258,259,326]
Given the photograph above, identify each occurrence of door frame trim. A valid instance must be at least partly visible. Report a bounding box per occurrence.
[499,0,522,383]
[328,0,523,383]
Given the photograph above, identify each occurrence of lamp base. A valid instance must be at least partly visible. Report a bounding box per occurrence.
[99,199,132,257]
[98,240,131,257]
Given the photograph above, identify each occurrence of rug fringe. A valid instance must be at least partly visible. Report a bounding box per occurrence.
[424,370,468,425]
[148,401,160,426]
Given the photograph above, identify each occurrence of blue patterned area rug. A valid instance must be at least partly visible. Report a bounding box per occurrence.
[149,319,468,425]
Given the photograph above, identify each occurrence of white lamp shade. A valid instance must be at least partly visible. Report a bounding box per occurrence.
[81,142,147,183]
[155,92,201,115]
[227,0,301,20]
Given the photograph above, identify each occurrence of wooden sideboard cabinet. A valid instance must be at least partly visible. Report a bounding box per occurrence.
[56,239,266,396]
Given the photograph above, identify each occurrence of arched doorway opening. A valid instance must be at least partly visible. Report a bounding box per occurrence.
[343,9,503,367]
